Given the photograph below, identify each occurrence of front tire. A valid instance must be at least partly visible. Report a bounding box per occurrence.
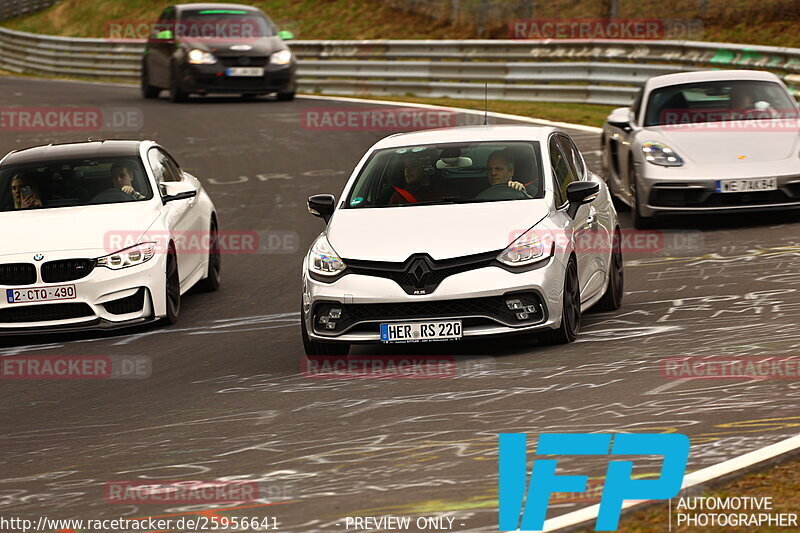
[631,162,655,229]
[198,219,221,292]
[169,65,188,103]
[301,312,350,356]
[594,229,623,311]
[539,259,581,345]
[141,64,160,99]
[276,90,295,101]
[164,246,181,324]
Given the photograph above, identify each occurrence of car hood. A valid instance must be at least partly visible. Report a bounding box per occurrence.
[0,204,160,257]
[327,201,550,262]
[645,125,800,164]
[180,36,284,56]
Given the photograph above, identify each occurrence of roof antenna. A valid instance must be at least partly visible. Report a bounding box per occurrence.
[483,83,489,126]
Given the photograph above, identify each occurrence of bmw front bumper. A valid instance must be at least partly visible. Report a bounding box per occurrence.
[0,251,167,334]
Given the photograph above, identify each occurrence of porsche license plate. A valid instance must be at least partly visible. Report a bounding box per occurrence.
[380,320,462,343]
[715,178,777,193]
[225,67,264,77]
[6,285,76,304]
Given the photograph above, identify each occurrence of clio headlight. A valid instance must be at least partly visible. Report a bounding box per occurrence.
[497,226,552,267]
[97,243,156,270]
[642,141,683,167]
[307,234,346,277]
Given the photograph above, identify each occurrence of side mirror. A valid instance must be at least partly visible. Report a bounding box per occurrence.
[161,181,197,204]
[278,30,294,40]
[566,181,600,218]
[607,106,632,133]
[308,194,336,223]
[151,29,174,42]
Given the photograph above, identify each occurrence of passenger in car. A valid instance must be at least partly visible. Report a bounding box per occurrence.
[486,150,528,193]
[388,152,454,204]
[10,173,44,209]
[111,161,145,200]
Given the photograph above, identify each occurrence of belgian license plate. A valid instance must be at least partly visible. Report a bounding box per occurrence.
[380,320,462,343]
[225,67,264,77]
[715,178,777,193]
[6,285,76,304]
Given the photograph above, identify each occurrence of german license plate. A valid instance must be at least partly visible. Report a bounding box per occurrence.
[6,285,76,304]
[715,178,777,193]
[380,320,462,343]
[225,67,264,77]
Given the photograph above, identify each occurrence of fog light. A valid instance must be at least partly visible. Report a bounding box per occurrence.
[506,299,523,310]
[325,322,336,329]
[329,308,342,319]
[525,305,537,313]
[516,312,529,320]
[319,316,329,324]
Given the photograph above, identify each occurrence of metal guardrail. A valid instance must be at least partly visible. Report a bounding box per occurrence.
[0,0,57,21]
[1,25,800,105]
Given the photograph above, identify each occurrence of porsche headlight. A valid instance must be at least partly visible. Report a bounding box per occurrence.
[187,49,217,64]
[497,226,551,267]
[642,141,683,167]
[307,234,346,277]
[270,49,292,65]
[97,243,156,270]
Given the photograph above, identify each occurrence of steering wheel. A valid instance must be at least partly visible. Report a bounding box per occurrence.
[91,188,136,203]
[474,184,532,201]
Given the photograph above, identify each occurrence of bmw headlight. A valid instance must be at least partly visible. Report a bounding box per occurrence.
[307,234,346,277]
[97,243,156,270]
[497,226,551,267]
[187,49,217,64]
[270,49,292,66]
[642,141,683,167]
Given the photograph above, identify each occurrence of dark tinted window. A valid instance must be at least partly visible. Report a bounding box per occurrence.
[549,136,577,207]
[644,80,796,126]
[0,157,152,211]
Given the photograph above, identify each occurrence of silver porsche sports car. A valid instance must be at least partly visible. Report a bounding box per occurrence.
[601,69,800,227]
[301,125,623,356]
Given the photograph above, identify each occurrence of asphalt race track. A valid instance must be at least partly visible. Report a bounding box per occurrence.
[1,77,800,532]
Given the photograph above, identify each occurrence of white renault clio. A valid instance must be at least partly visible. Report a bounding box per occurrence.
[0,140,219,334]
[301,126,622,356]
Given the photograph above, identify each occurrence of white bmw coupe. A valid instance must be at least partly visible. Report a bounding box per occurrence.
[0,140,219,334]
[301,125,623,355]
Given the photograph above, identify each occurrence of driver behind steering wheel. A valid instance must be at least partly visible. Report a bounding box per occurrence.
[485,150,529,195]
[111,161,145,200]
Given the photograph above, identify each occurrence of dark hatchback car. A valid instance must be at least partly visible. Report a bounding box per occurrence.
[141,3,297,102]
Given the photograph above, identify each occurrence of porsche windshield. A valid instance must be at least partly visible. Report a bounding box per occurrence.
[644,80,798,126]
[344,141,544,208]
[0,157,153,212]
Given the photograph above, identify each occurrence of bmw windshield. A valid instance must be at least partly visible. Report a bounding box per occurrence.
[0,157,153,212]
[344,141,544,209]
